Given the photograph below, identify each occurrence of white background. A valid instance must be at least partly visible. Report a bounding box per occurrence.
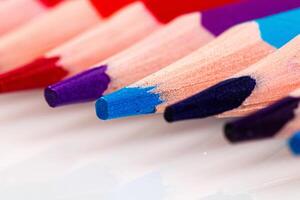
[0,90,299,199]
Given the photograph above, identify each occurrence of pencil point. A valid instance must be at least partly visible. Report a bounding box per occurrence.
[164,106,176,123]
[288,132,300,155]
[224,97,300,143]
[224,123,248,143]
[0,57,67,93]
[95,97,109,120]
[164,76,256,122]
[44,66,110,107]
[95,86,163,120]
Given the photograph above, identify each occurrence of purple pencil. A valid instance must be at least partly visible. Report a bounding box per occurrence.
[225,88,300,143]
[44,0,300,107]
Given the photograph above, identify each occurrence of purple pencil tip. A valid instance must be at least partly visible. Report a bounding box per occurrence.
[44,65,111,107]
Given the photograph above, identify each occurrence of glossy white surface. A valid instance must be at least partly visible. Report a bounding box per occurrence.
[0,90,299,199]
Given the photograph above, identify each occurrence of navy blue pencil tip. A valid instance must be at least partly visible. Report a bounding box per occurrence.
[164,76,256,122]
[164,106,176,123]
[224,123,243,143]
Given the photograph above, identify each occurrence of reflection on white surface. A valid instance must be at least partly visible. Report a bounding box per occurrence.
[0,90,299,199]
[104,172,165,200]
[199,192,253,200]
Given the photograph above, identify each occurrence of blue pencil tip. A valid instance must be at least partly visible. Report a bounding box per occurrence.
[164,76,256,122]
[95,86,163,120]
[288,132,300,155]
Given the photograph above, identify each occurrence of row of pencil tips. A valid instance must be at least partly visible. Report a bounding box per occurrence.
[0,0,299,149]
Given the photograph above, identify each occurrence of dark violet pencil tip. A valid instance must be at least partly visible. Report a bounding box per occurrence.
[164,76,256,122]
[0,57,68,93]
[44,65,110,108]
[224,97,300,143]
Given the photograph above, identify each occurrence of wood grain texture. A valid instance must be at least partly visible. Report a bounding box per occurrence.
[220,36,300,117]
[132,22,274,113]
[104,13,214,94]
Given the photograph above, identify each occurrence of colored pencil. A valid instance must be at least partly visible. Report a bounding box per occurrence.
[165,33,300,122]
[43,0,300,107]
[0,0,137,72]
[0,0,62,36]
[288,131,300,155]
[224,87,300,143]
[94,9,300,120]
[0,2,162,94]
[221,35,300,117]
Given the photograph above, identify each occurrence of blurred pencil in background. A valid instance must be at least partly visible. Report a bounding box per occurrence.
[225,86,300,143]
[0,0,62,36]
[0,0,139,72]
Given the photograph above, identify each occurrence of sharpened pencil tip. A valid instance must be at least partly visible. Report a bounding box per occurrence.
[44,65,110,107]
[164,106,177,123]
[95,86,163,120]
[288,132,300,155]
[224,97,300,143]
[224,123,245,143]
[164,76,256,122]
[95,97,109,120]
[0,57,67,93]
[289,132,300,155]
[44,87,59,108]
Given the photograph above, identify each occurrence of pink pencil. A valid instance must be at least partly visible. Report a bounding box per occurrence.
[0,0,62,36]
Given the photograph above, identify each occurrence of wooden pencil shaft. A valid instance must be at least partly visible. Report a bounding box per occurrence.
[221,36,300,117]
[47,2,161,74]
[0,0,100,71]
[0,0,47,36]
